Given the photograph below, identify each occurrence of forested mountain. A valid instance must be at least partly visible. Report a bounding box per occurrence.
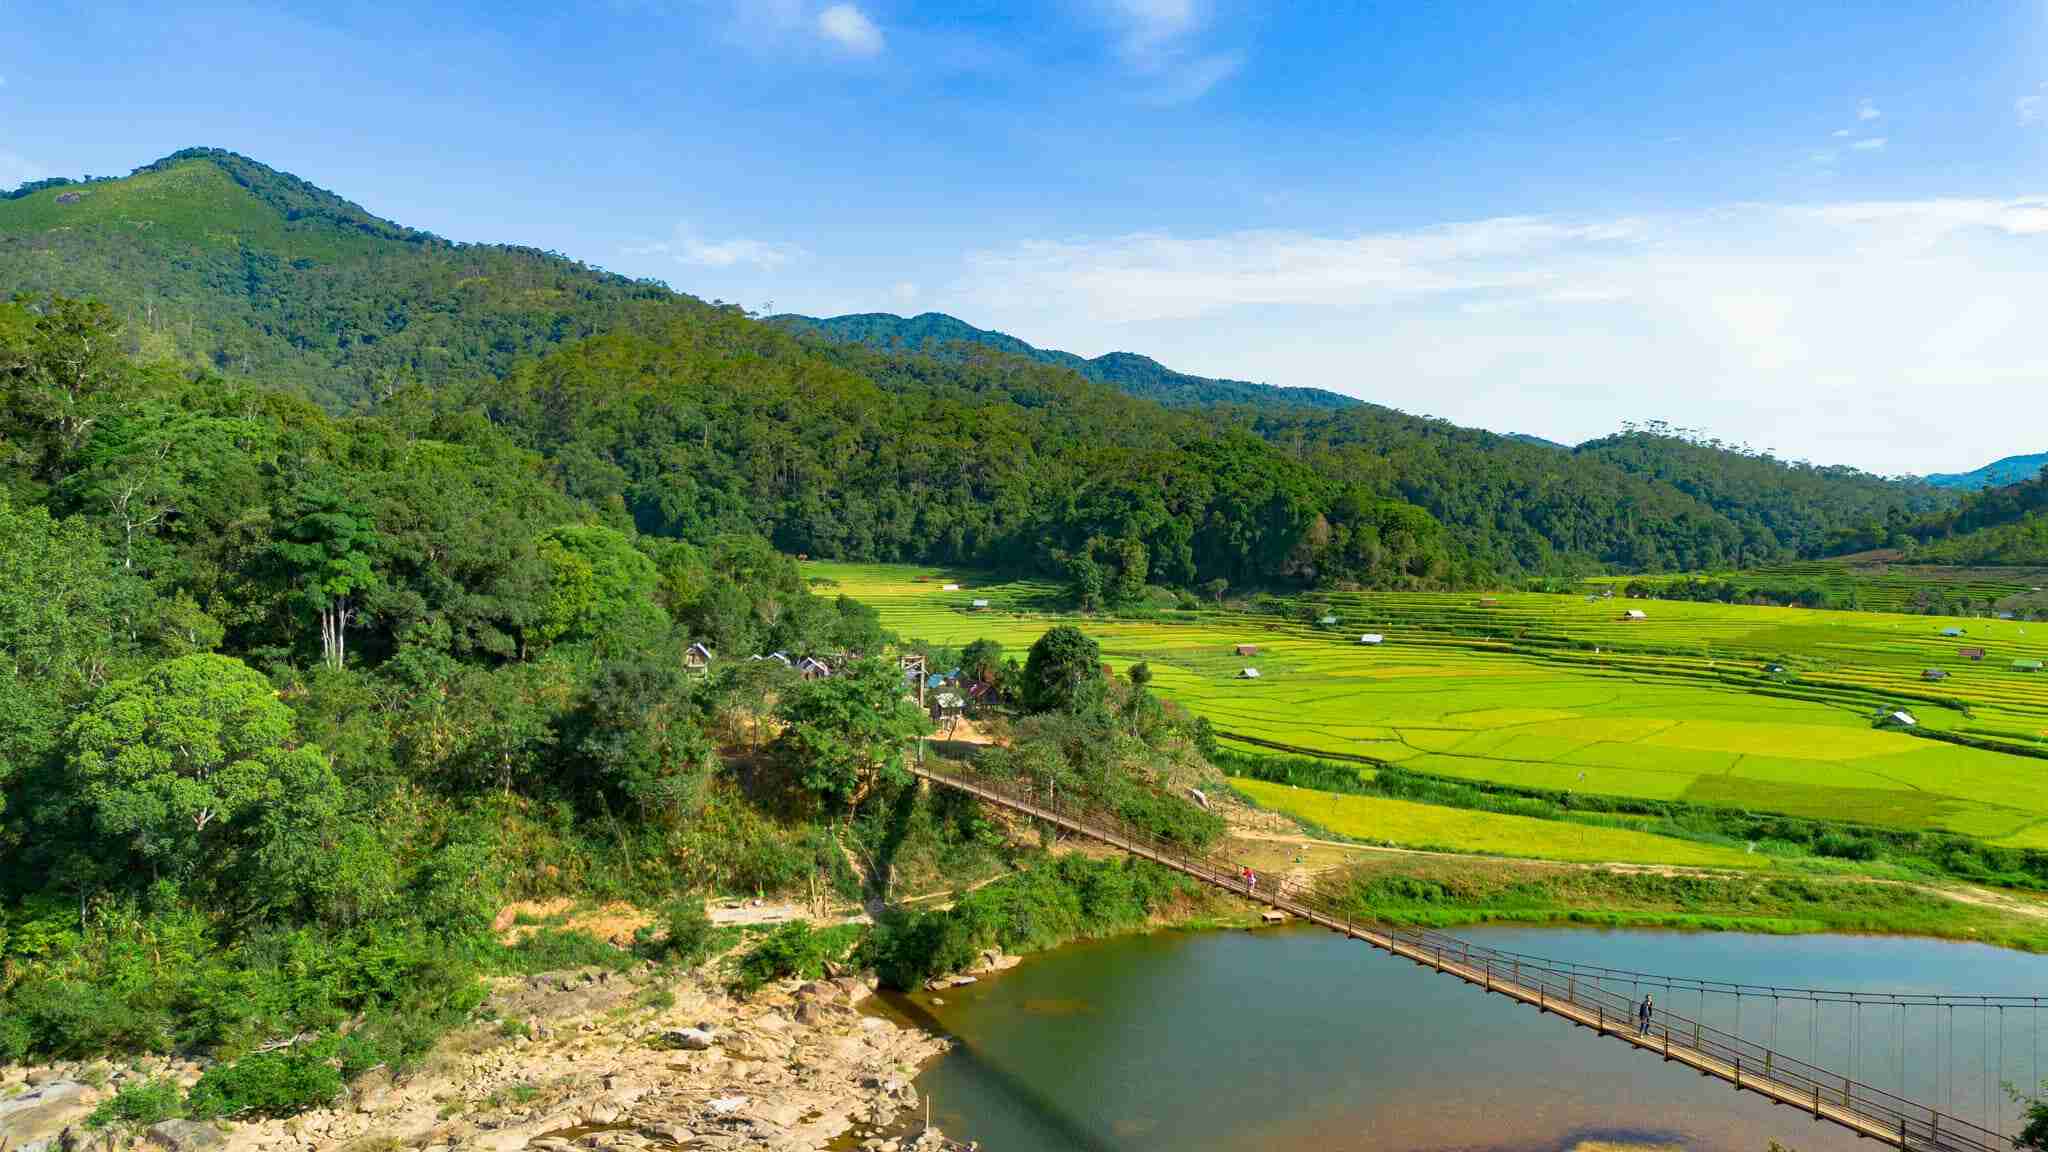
[1905,465,2048,564]
[775,310,1362,411]
[1,149,1953,586]
[0,148,672,410]
[1925,453,2048,491]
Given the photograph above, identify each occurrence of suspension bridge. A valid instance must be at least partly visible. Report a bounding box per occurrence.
[909,761,2047,1152]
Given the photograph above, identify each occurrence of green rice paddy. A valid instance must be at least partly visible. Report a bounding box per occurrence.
[809,562,2048,849]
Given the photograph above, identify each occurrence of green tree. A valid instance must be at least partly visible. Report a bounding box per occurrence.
[63,654,344,905]
[535,523,669,655]
[273,478,378,671]
[1022,625,1103,714]
[0,295,131,487]
[773,656,930,810]
[960,638,1005,687]
[0,496,122,816]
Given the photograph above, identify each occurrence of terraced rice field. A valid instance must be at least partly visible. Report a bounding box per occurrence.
[808,562,2048,848]
[1228,779,1761,867]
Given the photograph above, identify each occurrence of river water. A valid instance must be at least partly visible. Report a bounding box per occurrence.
[885,925,2048,1152]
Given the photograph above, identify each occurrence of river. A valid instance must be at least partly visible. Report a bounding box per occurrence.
[882,924,2048,1152]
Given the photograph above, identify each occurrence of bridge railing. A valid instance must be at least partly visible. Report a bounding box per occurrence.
[911,761,2012,1152]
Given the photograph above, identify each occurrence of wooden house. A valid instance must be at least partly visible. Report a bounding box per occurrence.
[684,643,713,674]
[2015,659,2045,674]
[1234,644,1260,656]
[798,656,832,680]
[1960,647,1987,661]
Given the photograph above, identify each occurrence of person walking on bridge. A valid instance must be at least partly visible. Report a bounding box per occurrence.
[1638,993,1654,1035]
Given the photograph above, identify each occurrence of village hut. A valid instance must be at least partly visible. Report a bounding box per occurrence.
[1622,609,1648,621]
[1359,634,1384,646]
[2015,659,2045,673]
[684,643,713,674]
[1234,644,1260,656]
[798,656,832,680]
[1921,668,1951,682]
[1237,667,1262,679]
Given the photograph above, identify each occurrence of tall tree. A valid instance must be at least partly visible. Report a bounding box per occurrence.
[773,656,930,811]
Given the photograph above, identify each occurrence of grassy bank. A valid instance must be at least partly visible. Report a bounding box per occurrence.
[1313,856,2048,952]
[865,853,1238,990]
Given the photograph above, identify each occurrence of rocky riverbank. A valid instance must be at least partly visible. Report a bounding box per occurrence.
[0,961,974,1152]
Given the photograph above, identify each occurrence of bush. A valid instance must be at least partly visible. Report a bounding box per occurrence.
[186,1045,345,1120]
[638,898,715,965]
[724,922,864,995]
[87,1076,184,1130]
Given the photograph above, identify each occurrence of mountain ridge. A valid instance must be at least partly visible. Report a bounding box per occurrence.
[1924,453,2048,492]
[773,310,1364,411]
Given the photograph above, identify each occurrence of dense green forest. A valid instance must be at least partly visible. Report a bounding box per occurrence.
[0,291,1226,1112]
[2,149,1958,594]
[1906,465,2048,565]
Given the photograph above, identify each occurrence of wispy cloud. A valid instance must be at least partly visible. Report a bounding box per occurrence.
[627,226,806,270]
[1104,0,1238,105]
[1851,136,1887,152]
[1857,98,1882,121]
[816,3,883,56]
[948,196,2048,472]
[2020,83,2047,127]
[725,0,884,58]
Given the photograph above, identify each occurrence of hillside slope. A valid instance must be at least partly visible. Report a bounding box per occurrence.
[1911,466,2048,565]
[1925,453,2048,491]
[0,148,672,410]
[775,310,1361,411]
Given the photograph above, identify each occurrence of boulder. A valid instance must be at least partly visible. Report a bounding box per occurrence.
[0,1080,90,1151]
[660,1027,717,1051]
[144,1119,226,1151]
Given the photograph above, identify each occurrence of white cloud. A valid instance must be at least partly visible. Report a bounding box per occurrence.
[946,196,2048,473]
[1831,128,1852,138]
[725,0,883,58]
[627,227,806,270]
[1104,0,1234,104]
[1851,136,1887,151]
[1112,0,1200,53]
[2020,84,2047,127]
[816,3,883,56]
[1858,98,1882,121]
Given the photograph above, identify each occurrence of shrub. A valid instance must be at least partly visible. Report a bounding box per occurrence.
[724,922,863,995]
[186,1045,344,1119]
[87,1076,184,1130]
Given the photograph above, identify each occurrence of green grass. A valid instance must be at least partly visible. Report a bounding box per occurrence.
[1315,856,2048,950]
[1230,778,1760,867]
[818,561,2048,850]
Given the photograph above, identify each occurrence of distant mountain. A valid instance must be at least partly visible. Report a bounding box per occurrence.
[1507,432,1573,450]
[1924,453,2048,491]
[773,311,1362,412]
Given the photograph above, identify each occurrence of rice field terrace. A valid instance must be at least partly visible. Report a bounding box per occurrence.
[1593,557,2048,615]
[806,561,2048,849]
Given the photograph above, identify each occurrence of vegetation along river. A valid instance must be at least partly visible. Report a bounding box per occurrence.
[880,925,2048,1152]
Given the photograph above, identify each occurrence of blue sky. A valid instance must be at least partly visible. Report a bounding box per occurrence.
[4,1,2047,473]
